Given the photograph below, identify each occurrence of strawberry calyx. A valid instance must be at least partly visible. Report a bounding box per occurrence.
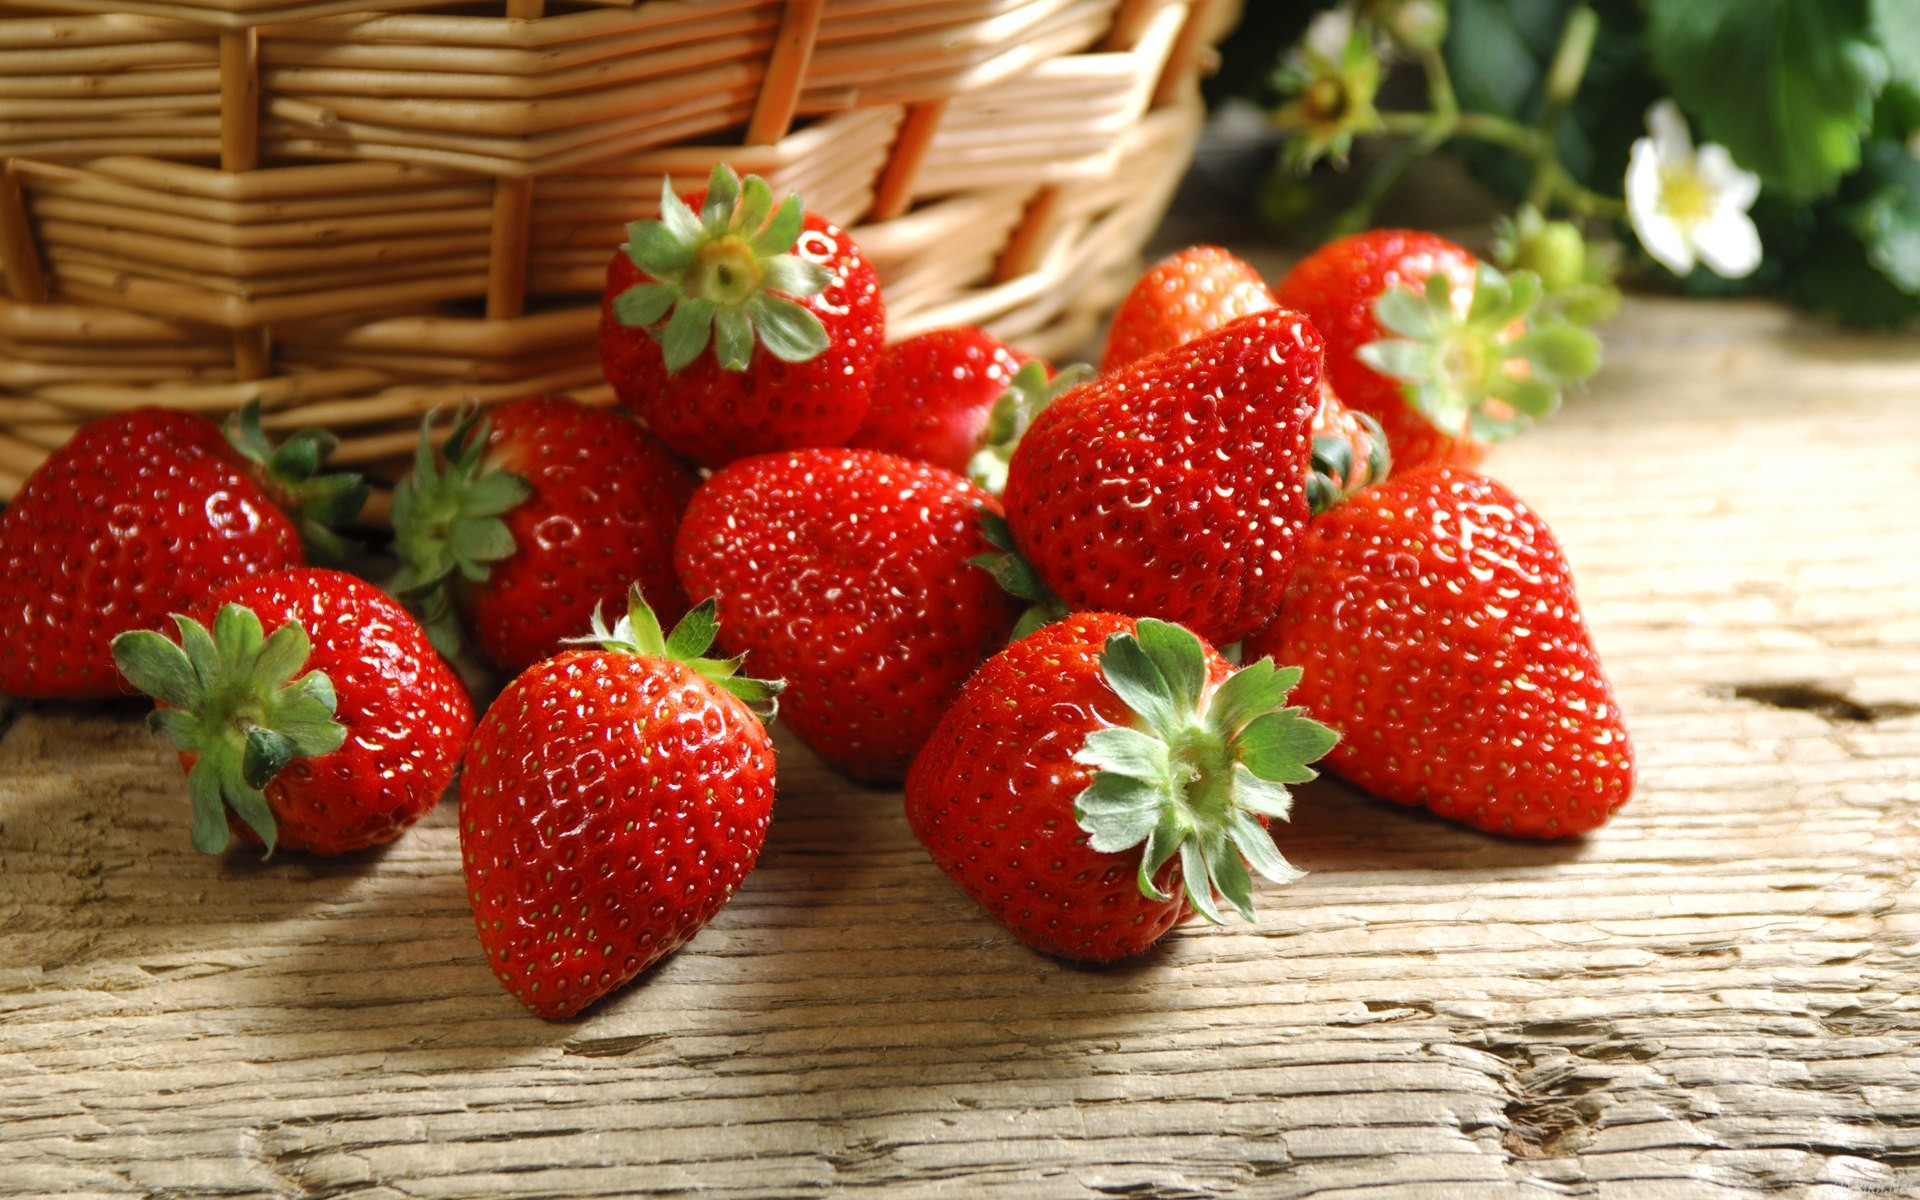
[111,604,346,855]
[389,403,533,658]
[1305,409,1391,515]
[972,509,1071,641]
[1357,262,1601,443]
[612,163,834,373]
[569,586,784,721]
[1073,619,1337,924]
[966,360,1090,495]
[224,401,370,564]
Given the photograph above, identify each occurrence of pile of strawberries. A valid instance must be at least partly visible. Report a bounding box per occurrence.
[0,166,1634,1020]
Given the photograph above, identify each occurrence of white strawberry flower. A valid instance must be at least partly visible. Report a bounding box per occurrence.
[1625,99,1763,279]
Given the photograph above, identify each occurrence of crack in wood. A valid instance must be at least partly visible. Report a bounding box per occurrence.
[1724,681,1920,724]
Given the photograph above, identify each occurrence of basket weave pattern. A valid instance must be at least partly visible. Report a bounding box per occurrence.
[0,0,1237,499]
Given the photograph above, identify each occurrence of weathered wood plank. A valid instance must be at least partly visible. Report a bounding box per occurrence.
[3,291,1919,1198]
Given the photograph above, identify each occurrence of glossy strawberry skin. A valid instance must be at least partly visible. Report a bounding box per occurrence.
[1244,467,1634,839]
[464,397,698,672]
[597,202,885,470]
[904,612,1233,962]
[847,326,1034,474]
[1100,245,1278,374]
[1275,229,1485,474]
[190,568,473,855]
[1002,309,1323,647]
[0,407,304,700]
[460,649,776,1019]
[675,447,1018,784]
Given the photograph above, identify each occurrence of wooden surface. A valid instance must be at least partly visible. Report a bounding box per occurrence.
[4,291,1920,1199]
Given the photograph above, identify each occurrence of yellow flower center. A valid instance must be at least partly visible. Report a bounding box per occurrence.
[1658,164,1714,226]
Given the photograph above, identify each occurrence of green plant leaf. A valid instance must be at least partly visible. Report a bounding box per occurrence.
[1239,708,1337,784]
[1873,0,1920,91]
[613,281,678,328]
[110,629,202,710]
[1074,770,1167,854]
[714,306,755,371]
[1076,726,1175,786]
[665,598,721,661]
[1098,633,1180,734]
[745,294,830,364]
[1648,0,1886,201]
[751,194,807,259]
[659,296,718,372]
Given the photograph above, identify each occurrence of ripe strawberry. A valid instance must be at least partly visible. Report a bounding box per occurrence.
[460,590,780,1018]
[598,163,885,468]
[110,567,472,855]
[992,309,1324,648]
[1100,244,1278,374]
[1243,467,1635,838]
[1275,229,1599,475]
[0,405,364,700]
[846,325,1036,476]
[675,447,1018,784]
[905,613,1335,961]
[391,397,698,672]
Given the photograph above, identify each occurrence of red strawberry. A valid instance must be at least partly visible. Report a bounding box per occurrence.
[0,405,364,700]
[1275,229,1598,475]
[846,326,1035,475]
[110,567,472,855]
[391,397,698,672]
[1243,467,1635,839]
[598,164,885,468]
[905,613,1335,961]
[675,447,1018,784]
[1100,244,1278,374]
[993,309,1324,647]
[460,590,780,1018]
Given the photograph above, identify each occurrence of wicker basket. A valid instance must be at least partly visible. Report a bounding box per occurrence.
[0,0,1240,504]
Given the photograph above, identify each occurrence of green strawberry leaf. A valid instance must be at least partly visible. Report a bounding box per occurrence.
[612,164,834,375]
[747,294,830,364]
[1648,0,1886,202]
[113,602,346,857]
[1071,625,1334,926]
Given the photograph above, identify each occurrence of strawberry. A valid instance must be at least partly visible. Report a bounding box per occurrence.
[109,567,472,855]
[391,397,698,672]
[459,589,780,1018]
[1274,228,1599,475]
[674,447,1018,784]
[846,325,1036,476]
[0,405,364,700]
[1242,467,1635,839]
[1099,244,1278,374]
[904,613,1335,962]
[1305,380,1391,515]
[598,164,885,469]
[990,309,1324,648]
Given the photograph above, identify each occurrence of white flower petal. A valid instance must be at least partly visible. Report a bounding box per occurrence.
[1692,208,1763,279]
[1303,7,1355,61]
[1626,139,1693,274]
[1646,98,1692,163]
[1635,211,1697,276]
[1695,143,1761,212]
[1625,138,1665,220]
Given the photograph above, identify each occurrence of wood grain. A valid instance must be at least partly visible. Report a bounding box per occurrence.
[3,294,1919,1198]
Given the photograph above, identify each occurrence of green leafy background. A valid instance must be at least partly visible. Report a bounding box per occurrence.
[1214,0,1920,327]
